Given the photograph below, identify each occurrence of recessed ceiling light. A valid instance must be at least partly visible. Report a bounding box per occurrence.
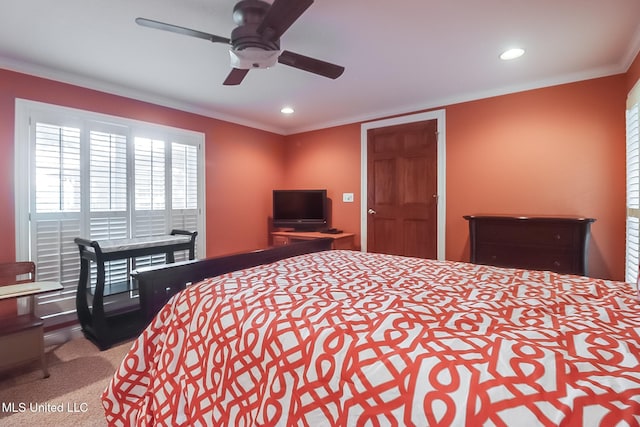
[500,48,525,60]
[281,106,294,114]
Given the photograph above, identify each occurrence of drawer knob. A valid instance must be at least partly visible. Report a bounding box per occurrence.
[555,234,561,240]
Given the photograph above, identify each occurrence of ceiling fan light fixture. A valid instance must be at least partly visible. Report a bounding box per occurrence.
[500,48,525,60]
[229,48,280,69]
[281,106,294,114]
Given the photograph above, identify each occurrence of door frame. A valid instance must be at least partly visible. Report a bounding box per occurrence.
[360,109,446,259]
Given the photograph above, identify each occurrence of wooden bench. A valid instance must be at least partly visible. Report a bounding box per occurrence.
[74,230,197,350]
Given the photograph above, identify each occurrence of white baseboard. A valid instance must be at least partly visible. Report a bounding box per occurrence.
[44,324,84,347]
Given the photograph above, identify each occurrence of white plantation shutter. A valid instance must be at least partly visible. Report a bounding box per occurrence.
[626,79,640,285]
[171,142,200,262]
[90,130,128,212]
[34,123,81,213]
[134,137,166,213]
[89,129,130,291]
[31,123,83,320]
[133,137,168,270]
[33,219,82,317]
[15,100,205,326]
[172,142,198,210]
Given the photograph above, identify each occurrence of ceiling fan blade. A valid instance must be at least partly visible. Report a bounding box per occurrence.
[135,17,230,44]
[278,50,344,79]
[256,0,314,42]
[223,68,250,85]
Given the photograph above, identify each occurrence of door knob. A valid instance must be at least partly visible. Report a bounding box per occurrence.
[368,209,376,215]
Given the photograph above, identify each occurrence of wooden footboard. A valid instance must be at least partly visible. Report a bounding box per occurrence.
[132,238,334,322]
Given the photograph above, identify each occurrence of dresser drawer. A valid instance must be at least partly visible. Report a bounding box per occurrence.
[475,244,578,274]
[475,220,578,248]
[272,235,290,246]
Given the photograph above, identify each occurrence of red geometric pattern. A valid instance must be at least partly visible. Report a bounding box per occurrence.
[102,250,640,426]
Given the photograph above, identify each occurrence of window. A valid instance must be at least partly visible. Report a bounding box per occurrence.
[15,100,205,324]
[626,80,640,285]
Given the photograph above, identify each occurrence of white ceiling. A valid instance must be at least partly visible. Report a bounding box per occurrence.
[2,0,640,135]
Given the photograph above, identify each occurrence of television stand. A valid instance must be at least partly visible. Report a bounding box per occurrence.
[271,230,355,250]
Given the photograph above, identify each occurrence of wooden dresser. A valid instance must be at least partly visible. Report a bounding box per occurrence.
[463,215,595,276]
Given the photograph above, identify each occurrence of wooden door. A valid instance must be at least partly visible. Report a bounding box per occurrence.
[367,119,438,258]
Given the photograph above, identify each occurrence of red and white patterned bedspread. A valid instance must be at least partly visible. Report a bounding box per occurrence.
[102,250,640,426]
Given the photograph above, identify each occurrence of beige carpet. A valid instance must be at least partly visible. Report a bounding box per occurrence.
[0,337,133,427]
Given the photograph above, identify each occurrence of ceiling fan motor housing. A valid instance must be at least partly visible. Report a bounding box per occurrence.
[231,0,280,51]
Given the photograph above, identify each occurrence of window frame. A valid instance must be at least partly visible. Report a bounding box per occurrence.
[14,98,206,317]
[626,79,640,285]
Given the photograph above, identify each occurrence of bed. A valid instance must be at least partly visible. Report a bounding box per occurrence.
[102,240,640,426]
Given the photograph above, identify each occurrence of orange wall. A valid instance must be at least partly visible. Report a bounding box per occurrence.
[283,75,628,280]
[446,76,626,279]
[205,121,286,253]
[0,68,286,263]
[283,124,362,248]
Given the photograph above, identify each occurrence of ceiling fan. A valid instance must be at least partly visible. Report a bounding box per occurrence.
[136,0,345,86]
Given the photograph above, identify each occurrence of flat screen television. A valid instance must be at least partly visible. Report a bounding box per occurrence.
[272,189,328,231]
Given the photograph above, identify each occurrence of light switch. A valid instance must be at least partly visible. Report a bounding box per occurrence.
[343,193,354,203]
